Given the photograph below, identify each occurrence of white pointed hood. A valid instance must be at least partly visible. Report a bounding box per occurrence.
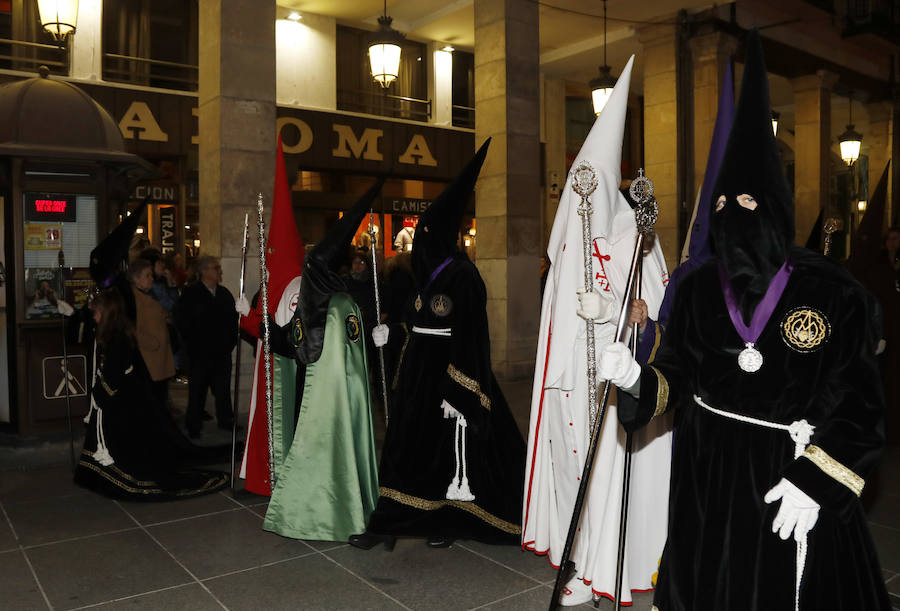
[542,55,635,389]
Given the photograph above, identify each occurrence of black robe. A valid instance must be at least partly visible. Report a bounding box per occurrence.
[365,255,526,543]
[74,334,228,501]
[620,247,890,610]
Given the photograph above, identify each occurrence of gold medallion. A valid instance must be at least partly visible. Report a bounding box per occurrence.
[415,294,422,311]
[430,294,452,317]
[780,306,830,353]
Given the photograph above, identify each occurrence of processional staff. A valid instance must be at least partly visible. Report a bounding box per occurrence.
[368,210,390,427]
[231,212,249,492]
[256,194,276,488]
[548,166,659,610]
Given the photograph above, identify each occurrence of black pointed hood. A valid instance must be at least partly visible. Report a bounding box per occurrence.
[850,160,891,264]
[293,176,385,364]
[89,199,148,289]
[805,208,824,252]
[711,30,794,321]
[412,138,490,285]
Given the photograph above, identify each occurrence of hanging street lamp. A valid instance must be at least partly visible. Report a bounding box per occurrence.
[589,0,617,115]
[771,110,779,137]
[838,94,863,166]
[36,0,79,41]
[368,0,405,88]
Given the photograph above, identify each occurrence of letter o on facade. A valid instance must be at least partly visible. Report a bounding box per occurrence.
[277,117,314,154]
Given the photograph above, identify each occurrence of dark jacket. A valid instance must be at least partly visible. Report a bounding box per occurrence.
[175,282,238,357]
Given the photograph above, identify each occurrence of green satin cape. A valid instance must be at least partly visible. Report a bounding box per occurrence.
[263,293,378,541]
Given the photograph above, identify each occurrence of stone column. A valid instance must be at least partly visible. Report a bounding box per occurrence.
[865,100,892,208]
[639,24,680,269]
[71,0,102,80]
[689,30,737,202]
[198,0,276,293]
[791,71,837,245]
[474,0,541,379]
[541,77,566,251]
[428,42,453,126]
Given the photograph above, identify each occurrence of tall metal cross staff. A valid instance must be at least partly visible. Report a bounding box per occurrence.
[368,210,389,426]
[256,194,276,488]
[58,249,75,472]
[231,213,249,491]
[549,167,659,610]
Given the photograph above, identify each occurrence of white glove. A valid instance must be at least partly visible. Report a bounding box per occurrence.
[764,477,820,542]
[576,288,615,323]
[598,342,641,388]
[56,300,74,317]
[876,339,886,356]
[441,399,464,421]
[372,324,390,347]
[235,295,250,316]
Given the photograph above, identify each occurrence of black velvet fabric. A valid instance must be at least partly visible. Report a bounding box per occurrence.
[366,255,526,543]
[292,178,385,364]
[89,200,148,289]
[74,334,228,501]
[619,248,890,610]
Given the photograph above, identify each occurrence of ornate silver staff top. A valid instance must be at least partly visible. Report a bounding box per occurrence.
[571,161,600,428]
[256,193,276,488]
[629,168,658,234]
[823,217,843,256]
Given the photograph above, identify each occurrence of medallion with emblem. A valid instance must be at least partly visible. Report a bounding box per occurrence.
[780,306,831,353]
[290,316,303,347]
[430,293,453,317]
[345,314,361,343]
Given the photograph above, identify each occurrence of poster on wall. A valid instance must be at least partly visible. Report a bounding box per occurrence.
[25,224,62,250]
[23,268,95,318]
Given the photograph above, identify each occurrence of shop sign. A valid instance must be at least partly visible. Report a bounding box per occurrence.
[390,198,432,213]
[132,184,178,205]
[25,224,62,250]
[158,206,177,254]
[42,356,87,399]
[24,193,77,223]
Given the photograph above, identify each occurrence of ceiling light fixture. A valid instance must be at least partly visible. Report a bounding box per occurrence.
[589,0,617,115]
[838,92,863,166]
[368,0,405,88]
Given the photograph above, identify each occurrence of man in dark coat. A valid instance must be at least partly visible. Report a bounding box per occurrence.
[599,31,890,611]
[175,256,238,438]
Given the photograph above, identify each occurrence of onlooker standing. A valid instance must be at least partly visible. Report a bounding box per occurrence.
[128,259,176,410]
[175,256,238,438]
[140,248,179,311]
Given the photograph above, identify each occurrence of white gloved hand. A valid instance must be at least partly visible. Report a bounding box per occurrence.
[876,339,886,356]
[56,300,74,317]
[576,288,615,323]
[235,295,250,316]
[598,342,641,388]
[372,324,390,347]
[441,399,464,421]
[764,477,820,542]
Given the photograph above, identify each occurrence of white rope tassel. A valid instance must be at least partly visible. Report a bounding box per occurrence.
[93,408,114,466]
[456,417,475,501]
[446,417,462,500]
[795,533,807,611]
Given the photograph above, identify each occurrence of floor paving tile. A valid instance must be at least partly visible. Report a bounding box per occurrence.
[26,529,190,609]
[0,549,47,610]
[871,523,900,574]
[117,492,240,526]
[147,507,314,579]
[459,541,557,583]
[0,465,86,503]
[472,584,553,610]
[0,505,18,551]
[326,536,538,610]
[205,553,406,610]
[228,488,269,507]
[6,493,135,547]
[87,583,222,610]
[869,490,900,531]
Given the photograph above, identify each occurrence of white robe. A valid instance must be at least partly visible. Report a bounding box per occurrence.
[523,192,672,603]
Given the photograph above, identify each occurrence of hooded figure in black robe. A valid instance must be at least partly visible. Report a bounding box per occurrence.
[350,139,527,548]
[604,31,890,610]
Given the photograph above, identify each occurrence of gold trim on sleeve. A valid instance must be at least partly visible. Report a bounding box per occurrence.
[647,323,664,364]
[802,444,864,497]
[379,487,520,534]
[649,366,669,418]
[447,364,491,411]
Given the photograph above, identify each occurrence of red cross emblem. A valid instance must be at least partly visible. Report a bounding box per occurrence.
[592,239,611,293]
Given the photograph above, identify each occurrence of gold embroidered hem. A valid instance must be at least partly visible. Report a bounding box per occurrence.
[79,455,225,497]
[647,323,665,364]
[96,371,117,396]
[379,486,520,534]
[447,364,491,411]
[802,444,864,496]
[650,366,669,417]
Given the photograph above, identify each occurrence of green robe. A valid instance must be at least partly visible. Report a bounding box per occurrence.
[263,293,379,541]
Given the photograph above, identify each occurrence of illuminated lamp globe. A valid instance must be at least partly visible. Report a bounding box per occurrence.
[589,65,617,116]
[839,124,862,166]
[37,0,78,40]
[369,15,404,88]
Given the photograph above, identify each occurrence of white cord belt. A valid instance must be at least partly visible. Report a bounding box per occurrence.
[412,326,452,337]
[693,394,814,611]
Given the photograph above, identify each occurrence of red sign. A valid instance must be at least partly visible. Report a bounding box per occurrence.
[35,199,68,213]
[25,193,77,223]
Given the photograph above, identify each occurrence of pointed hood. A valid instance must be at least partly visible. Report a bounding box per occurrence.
[412,138,490,285]
[805,208,824,251]
[686,61,735,266]
[850,161,891,264]
[89,199,148,289]
[260,136,304,314]
[710,30,794,321]
[292,176,385,364]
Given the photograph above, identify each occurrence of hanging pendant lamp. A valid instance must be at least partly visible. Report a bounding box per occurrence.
[838,93,863,166]
[368,0,405,88]
[589,0,617,115]
[36,0,79,40]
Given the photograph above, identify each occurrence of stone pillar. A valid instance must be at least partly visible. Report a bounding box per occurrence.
[428,42,453,126]
[71,0,102,80]
[865,100,892,208]
[474,0,541,379]
[198,0,276,293]
[275,9,336,110]
[791,70,837,244]
[689,30,737,201]
[541,77,566,251]
[639,24,680,269]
